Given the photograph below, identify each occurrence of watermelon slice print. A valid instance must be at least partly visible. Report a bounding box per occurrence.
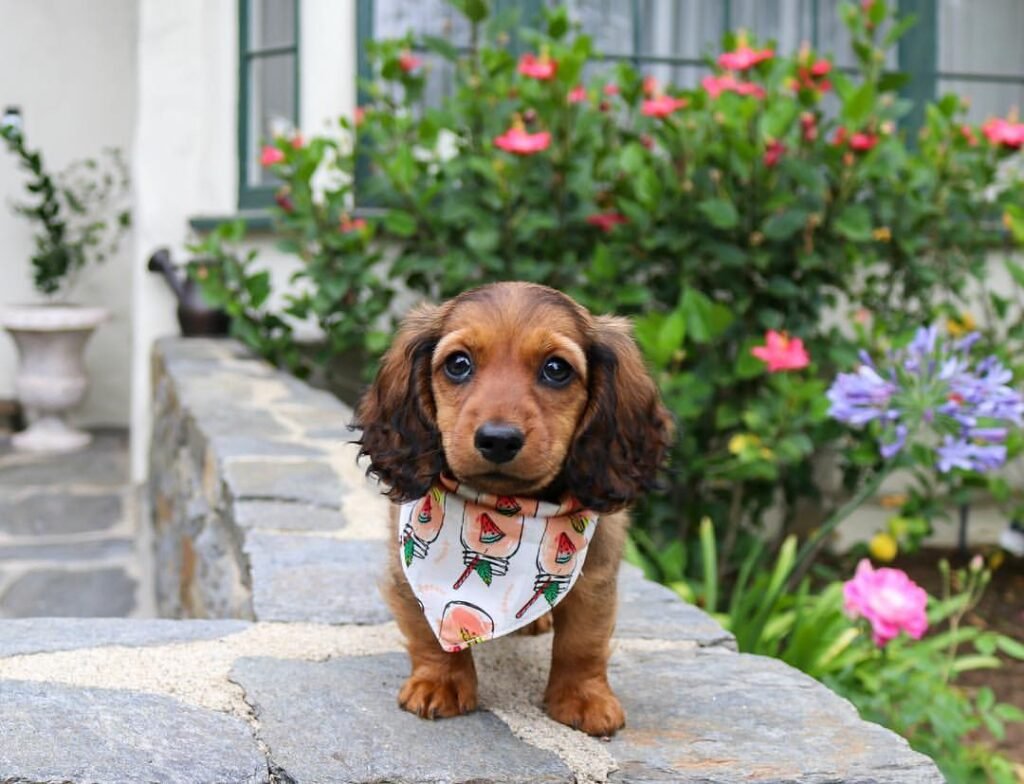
[554,532,577,565]
[495,496,521,516]
[417,495,433,524]
[477,513,506,545]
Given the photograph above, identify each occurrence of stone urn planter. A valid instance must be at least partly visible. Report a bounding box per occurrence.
[0,304,108,452]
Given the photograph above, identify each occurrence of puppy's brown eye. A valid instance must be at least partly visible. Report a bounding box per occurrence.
[443,352,473,383]
[540,357,573,387]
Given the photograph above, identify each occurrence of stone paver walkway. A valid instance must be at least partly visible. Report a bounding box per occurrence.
[0,429,152,618]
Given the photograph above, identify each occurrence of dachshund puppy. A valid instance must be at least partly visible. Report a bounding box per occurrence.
[354,282,672,737]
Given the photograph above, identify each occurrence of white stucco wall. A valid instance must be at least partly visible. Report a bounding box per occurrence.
[0,0,138,427]
[130,0,357,480]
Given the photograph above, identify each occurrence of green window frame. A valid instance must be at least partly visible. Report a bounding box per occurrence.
[238,0,301,209]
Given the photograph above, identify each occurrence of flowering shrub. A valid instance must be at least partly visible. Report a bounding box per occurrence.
[210,0,1023,584]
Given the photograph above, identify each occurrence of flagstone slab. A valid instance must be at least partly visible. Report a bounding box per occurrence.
[244,532,390,623]
[605,648,944,783]
[1,567,137,618]
[231,653,573,784]
[0,618,248,657]
[0,491,123,536]
[0,680,267,784]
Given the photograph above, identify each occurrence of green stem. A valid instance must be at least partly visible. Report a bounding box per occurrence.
[788,460,894,589]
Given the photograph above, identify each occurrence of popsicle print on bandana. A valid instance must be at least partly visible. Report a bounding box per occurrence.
[401,486,447,566]
[451,495,534,590]
[438,600,495,651]
[515,512,592,619]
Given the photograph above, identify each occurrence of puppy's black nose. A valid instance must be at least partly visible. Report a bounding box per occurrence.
[474,422,524,464]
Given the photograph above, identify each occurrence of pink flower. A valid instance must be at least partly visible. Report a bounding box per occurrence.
[982,117,1024,149]
[702,74,765,100]
[354,106,367,126]
[260,146,285,167]
[603,83,620,96]
[642,75,659,96]
[843,559,929,647]
[568,85,588,104]
[795,57,832,93]
[494,125,551,155]
[718,44,774,71]
[641,95,688,118]
[586,212,628,232]
[850,132,879,152]
[960,125,978,147]
[291,134,304,149]
[518,52,557,80]
[339,215,368,233]
[751,330,810,372]
[763,139,785,167]
[398,51,422,73]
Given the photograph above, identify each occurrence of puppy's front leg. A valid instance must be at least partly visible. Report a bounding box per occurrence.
[544,561,625,737]
[386,561,478,719]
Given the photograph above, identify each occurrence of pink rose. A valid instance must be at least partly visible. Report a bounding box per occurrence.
[260,146,285,167]
[843,559,929,647]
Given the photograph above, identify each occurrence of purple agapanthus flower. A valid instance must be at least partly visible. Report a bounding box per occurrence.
[828,325,1023,475]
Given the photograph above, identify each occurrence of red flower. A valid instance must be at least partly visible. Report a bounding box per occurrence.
[586,212,628,232]
[260,146,285,167]
[603,83,620,96]
[494,125,551,155]
[850,132,879,152]
[702,74,765,100]
[340,215,368,233]
[982,117,1024,149]
[642,75,659,96]
[718,44,774,71]
[518,52,557,80]
[641,95,688,118]
[800,112,818,142]
[398,51,422,73]
[763,139,785,167]
[795,57,832,93]
[831,126,849,147]
[291,133,304,149]
[274,188,293,213]
[751,330,810,372]
[354,106,366,126]
[568,85,588,104]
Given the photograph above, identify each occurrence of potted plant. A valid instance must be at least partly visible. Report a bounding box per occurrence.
[0,115,130,452]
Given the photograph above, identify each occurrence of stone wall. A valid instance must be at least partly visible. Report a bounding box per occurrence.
[54,336,945,784]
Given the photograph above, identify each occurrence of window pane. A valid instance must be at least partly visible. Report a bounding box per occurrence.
[250,0,297,50]
[375,0,472,46]
[939,0,1024,122]
[248,53,296,186]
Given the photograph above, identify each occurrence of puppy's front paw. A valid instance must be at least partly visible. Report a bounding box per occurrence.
[546,679,625,737]
[398,671,478,719]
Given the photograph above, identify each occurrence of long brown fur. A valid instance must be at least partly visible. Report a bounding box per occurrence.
[354,282,673,737]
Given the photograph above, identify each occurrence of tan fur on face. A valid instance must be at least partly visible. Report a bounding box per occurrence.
[431,286,590,496]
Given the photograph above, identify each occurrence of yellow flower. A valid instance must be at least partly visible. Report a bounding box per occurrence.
[988,550,1005,572]
[728,433,760,455]
[871,226,892,242]
[947,312,976,338]
[869,531,898,562]
[759,447,775,460]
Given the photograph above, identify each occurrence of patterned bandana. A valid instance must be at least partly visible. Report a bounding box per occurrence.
[399,475,599,653]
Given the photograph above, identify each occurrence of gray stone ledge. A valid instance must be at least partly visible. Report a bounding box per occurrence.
[0,618,249,657]
[0,680,267,784]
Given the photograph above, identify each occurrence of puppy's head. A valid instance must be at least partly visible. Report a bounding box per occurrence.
[354,282,673,512]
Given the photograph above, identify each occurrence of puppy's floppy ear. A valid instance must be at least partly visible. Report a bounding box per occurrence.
[563,315,674,513]
[354,303,445,501]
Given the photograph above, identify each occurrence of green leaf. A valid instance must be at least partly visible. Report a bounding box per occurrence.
[763,209,806,241]
[698,198,740,230]
[383,210,416,237]
[834,205,873,242]
[466,226,499,255]
[1004,204,1024,245]
[842,82,876,128]
[759,101,799,141]
[996,635,1024,660]
[245,271,271,308]
[451,0,489,23]
[475,560,493,586]
[619,143,647,176]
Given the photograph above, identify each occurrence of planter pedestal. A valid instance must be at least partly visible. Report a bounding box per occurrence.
[0,305,109,453]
